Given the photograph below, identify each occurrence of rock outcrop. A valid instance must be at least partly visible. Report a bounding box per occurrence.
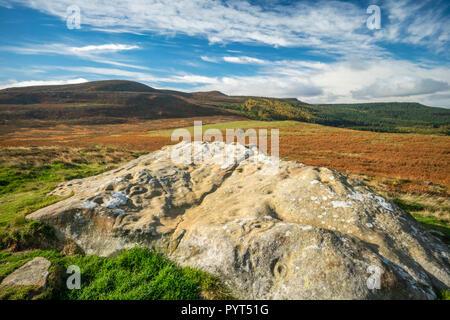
[28,142,450,299]
[1,257,51,290]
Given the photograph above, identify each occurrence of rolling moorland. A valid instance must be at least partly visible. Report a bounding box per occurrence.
[1,80,449,135]
[0,80,448,299]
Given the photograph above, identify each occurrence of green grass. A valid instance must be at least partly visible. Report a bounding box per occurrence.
[411,214,450,242]
[0,161,111,225]
[0,162,107,195]
[0,189,74,225]
[391,197,450,244]
[438,290,450,300]
[392,198,427,212]
[0,285,40,300]
[0,248,230,300]
[0,216,58,251]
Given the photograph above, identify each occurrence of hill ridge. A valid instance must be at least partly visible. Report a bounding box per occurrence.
[0,80,448,134]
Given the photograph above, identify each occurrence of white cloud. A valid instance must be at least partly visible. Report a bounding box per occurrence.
[192,58,450,107]
[0,78,88,90]
[2,0,380,56]
[56,67,161,83]
[68,44,139,54]
[421,92,450,107]
[55,66,219,85]
[212,75,323,98]
[379,0,450,52]
[201,55,268,65]
[1,43,145,70]
[200,56,219,63]
[0,0,12,8]
[308,59,450,105]
[3,0,447,108]
[352,77,449,98]
[8,0,448,54]
[223,56,267,65]
[4,43,140,55]
[169,74,219,84]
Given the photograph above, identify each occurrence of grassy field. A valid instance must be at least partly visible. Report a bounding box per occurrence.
[0,118,448,299]
[3,118,447,187]
[146,120,450,188]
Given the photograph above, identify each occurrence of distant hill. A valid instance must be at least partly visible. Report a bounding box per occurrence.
[0,80,157,94]
[217,97,315,121]
[0,80,238,126]
[312,102,450,134]
[0,80,448,134]
[218,98,450,135]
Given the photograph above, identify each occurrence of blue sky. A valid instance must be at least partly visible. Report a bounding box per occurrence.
[0,0,449,107]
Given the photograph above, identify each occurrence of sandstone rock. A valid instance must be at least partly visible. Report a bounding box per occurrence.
[27,142,450,299]
[1,257,51,290]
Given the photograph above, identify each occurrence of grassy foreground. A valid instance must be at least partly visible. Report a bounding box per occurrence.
[0,247,229,300]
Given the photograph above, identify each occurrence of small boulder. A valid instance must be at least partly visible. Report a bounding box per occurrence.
[1,257,51,291]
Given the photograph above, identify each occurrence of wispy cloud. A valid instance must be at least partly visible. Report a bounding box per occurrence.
[379,0,450,52]
[7,0,448,55]
[1,42,146,70]
[0,78,88,90]
[169,74,218,84]
[223,56,267,65]
[0,0,379,56]
[3,43,140,55]
[54,66,219,85]
[200,56,219,63]
[55,67,161,83]
[201,55,268,65]
[68,44,139,54]
[0,0,12,8]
